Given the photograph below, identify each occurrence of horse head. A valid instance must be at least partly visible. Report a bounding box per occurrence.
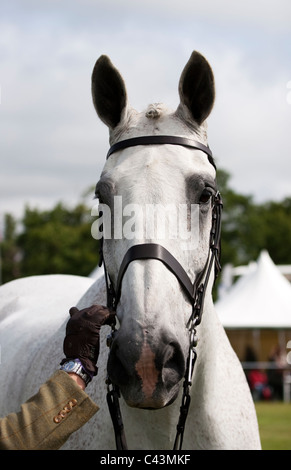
[91,51,217,410]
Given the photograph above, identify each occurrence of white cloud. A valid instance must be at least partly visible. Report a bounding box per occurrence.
[0,0,290,223]
[208,50,291,201]
[14,0,291,32]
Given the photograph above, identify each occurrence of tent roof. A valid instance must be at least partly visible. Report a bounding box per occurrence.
[216,251,291,328]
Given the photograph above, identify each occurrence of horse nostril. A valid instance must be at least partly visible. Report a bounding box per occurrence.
[161,342,185,389]
[107,344,129,386]
[107,333,141,387]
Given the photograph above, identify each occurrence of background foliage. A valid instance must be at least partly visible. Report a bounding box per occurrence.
[217,169,291,268]
[1,170,291,285]
[0,199,99,284]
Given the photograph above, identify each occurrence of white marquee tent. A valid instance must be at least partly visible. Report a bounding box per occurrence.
[216,250,291,329]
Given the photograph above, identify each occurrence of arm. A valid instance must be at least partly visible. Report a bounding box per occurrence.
[68,372,86,390]
[0,304,115,450]
[0,370,98,450]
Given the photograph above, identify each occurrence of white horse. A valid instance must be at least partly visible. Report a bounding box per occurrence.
[0,51,261,450]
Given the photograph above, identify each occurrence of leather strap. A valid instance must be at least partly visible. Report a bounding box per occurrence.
[106,385,128,450]
[107,135,215,167]
[114,243,196,307]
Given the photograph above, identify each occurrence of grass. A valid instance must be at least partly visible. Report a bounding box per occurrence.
[255,402,291,450]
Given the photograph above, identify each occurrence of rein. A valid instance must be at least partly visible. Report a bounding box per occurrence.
[98,135,223,450]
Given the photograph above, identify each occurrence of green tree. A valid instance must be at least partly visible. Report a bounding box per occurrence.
[259,198,291,265]
[217,169,256,266]
[217,170,291,267]
[17,203,99,278]
[0,214,21,283]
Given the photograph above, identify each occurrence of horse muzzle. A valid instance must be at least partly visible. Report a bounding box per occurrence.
[107,326,186,409]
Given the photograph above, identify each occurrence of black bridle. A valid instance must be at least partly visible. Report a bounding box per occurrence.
[106,134,216,169]
[98,135,223,450]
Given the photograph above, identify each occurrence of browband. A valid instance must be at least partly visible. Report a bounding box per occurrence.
[106,135,215,168]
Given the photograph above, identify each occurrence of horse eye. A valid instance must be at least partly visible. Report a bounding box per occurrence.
[199,188,213,204]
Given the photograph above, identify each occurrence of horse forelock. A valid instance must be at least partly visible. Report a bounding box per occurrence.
[145,103,167,119]
[109,103,209,148]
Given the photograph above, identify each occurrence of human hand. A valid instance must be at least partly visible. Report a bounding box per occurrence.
[62,304,116,377]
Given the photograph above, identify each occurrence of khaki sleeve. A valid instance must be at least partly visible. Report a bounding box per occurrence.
[0,370,99,450]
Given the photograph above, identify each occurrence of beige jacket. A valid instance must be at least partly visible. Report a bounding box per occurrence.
[0,370,99,450]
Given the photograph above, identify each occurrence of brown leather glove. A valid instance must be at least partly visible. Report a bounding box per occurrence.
[61,304,116,377]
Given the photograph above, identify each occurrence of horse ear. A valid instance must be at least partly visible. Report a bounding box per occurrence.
[177,51,215,125]
[91,55,128,129]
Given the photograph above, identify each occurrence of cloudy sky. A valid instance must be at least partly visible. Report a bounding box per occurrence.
[1,0,291,224]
